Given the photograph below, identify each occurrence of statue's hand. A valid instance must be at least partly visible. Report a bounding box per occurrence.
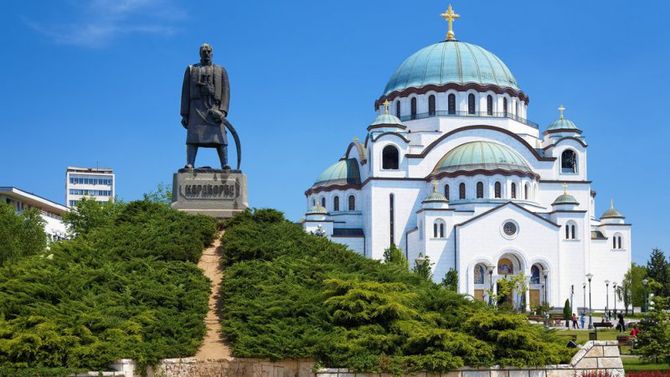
[181,117,188,128]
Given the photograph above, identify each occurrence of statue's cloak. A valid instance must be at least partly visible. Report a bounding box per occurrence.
[180,63,230,146]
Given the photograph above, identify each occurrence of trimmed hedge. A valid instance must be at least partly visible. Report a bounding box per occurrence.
[219,209,572,374]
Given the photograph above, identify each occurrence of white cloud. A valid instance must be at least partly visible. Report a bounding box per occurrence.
[26,0,185,47]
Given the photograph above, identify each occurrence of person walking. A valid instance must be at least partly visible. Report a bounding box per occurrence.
[579,311,585,329]
[571,313,578,329]
[617,312,625,332]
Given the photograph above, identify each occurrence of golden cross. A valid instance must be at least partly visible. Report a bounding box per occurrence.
[440,4,460,41]
[383,99,390,114]
[558,104,566,119]
[432,180,438,192]
[562,183,568,194]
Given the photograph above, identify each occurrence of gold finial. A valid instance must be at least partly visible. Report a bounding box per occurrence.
[562,183,568,194]
[383,99,390,114]
[440,4,460,41]
[558,104,566,120]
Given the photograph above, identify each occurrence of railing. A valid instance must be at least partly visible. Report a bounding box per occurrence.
[399,110,539,129]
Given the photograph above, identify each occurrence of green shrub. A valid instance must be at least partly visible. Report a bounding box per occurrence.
[0,203,46,266]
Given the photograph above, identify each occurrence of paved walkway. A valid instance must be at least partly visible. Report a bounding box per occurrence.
[195,235,232,361]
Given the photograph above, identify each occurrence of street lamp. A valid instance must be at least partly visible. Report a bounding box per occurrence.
[605,280,610,317]
[586,273,594,329]
[613,282,617,314]
[582,282,586,316]
[543,272,548,305]
[487,265,494,306]
[642,278,649,312]
[570,284,574,314]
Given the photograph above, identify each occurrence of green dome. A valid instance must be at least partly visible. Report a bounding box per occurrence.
[314,159,361,186]
[601,201,625,219]
[546,118,579,132]
[434,141,532,175]
[552,193,579,206]
[384,40,519,95]
[370,113,404,127]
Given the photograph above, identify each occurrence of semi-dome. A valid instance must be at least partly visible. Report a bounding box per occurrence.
[314,159,361,187]
[433,141,532,175]
[383,40,519,96]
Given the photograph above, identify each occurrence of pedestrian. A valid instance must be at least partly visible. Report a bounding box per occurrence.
[571,312,578,329]
[630,324,640,338]
[617,312,625,332]
[579,311,585,329]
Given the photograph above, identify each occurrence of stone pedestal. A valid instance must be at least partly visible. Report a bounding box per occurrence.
[171,168,248,218]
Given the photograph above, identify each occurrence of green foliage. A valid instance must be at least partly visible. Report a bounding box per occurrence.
[441,269,458,292]
[492,274,527,312]
[0,200,217,373]
[143,183,173,205]
[0,203,46,266]
[219,210,572,374]
[637,296,670,363]
[563,299,572,320]
[63,197,120,236]
[383,244,409,271]
[412,254,433,281]
[646,249,670,297]
[621,264,648,314]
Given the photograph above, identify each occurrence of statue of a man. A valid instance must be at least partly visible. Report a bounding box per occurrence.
[180,43,230,169]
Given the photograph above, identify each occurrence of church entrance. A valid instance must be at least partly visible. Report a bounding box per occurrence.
[495,254,526,310]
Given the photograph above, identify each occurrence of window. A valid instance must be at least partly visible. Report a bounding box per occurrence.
[561,150,577,173]
[524,183,529,200]
[312,199,315,206]
[348,195,355,211]
[395,100,401,117]
[428,95,436,116]
[503,221,517,236]
[444,184,450,201]
[448,94,456,114]
[333,196,339,211]
[433,220,445,238]
[613,234,623,249]
[494,182,502,198]
[410,97,417,120]
[389,194,395,245]
[321,197,326,208]
[474,264,485,285]
[459,183,466,199]
[530,265,541,284]
[511,183,517,199]
[476,182,484,198]
[382,145,399,169]
[487,95,493,115]
[468,93,476,114]
[503,98,508,117]
[565,222,577,240]
[515,101,519,117]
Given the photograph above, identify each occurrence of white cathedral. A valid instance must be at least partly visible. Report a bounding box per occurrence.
[302,6,631,311]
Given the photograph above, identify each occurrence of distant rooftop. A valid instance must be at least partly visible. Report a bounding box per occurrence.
[0,186,68,214]
[66,166,114,174]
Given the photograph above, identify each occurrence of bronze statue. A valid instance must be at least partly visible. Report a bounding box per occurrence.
[180,43,234,169]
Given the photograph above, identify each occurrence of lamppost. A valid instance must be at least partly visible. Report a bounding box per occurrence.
[543,272,548,305]
[613,282,617,314]
[582,282,586,315]
[586,273,594,329]
[642,278,649,312]
[487,265,494,306]
[605,280,610,318]
[570,284,574,314]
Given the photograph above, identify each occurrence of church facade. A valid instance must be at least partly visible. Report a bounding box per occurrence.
[302,7,631,311]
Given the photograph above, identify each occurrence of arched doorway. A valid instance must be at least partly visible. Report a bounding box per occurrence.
[496,254,525,309]
[529,263,548,308]
[473,263,493,303]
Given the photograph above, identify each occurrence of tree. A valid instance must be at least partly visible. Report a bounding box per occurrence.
[493,274,528,312]
[441,268,458,292]
[383,244,409,271]
[636,295,670,363]
[63,197,120,236]
[646,248,670,297]
[143,182,173,205]
[563,299,572,328]
[412,254,433,280]
[620,264,647,314]
[0,203,46,266]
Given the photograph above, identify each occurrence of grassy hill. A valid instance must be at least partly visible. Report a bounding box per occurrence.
[219,209,573,375]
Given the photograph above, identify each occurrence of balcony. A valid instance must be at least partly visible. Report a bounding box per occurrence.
[399,110,539,129]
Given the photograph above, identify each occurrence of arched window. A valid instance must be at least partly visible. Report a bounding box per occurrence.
[444,184,450,201]
[428,95,436,116]
[459,183,466,199]
[530,265,541,284]
[410,97,417,120]
[511,183,517,199]
[486,95,493,115]
[494,182,502,198]
[312,198,315,206]
[382,145,399,169]
[503,98,508,117]
[613,233,623,249]
[565,222,577,240]
[433,220,445,238]
[476,182,484,198]
[468,93,476,114]
[348,195,355,211]
[561,150,577,174]
[333,196,339,211]
[448,94,456,114]
[524,183,529,200]
[474,264,485,285]
[433,222,438,238]
[321,197,326,208]
[515,101,519,117]
[395,100,401,117]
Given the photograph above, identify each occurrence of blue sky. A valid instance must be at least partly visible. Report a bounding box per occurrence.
[1,0,668,264]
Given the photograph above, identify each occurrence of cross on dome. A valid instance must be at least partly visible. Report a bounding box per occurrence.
[440,4,460,41]
[558,104,566,120]
[562,183,568,194]
[383,99,390,114]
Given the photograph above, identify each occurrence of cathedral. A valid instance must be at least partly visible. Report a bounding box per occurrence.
[302,6,631,311]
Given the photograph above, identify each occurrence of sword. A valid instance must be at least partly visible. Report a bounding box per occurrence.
[223,118,242,171]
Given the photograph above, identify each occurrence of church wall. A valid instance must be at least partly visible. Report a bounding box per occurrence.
[588,225,632,311]
[537,183,592,214]
[416,209,456,282]
[553,212,590,310]
[544,139,588,182]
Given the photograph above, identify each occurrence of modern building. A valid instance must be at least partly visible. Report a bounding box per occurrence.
[65,166,115,207]
[0,186,68,242]
[303,6,631,311]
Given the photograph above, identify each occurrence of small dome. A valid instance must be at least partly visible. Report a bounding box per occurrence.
[601,200,625,219]
[552,193,579,206]
[546,118,579,132]
[306,203,328,215]
[384,40,519,96]
[433,141,532,175]
[370,113,404,127]
[423,189,448,203]
[314,159,361,187]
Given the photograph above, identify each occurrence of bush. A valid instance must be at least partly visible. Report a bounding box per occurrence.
[0,200,217,373]
[219,210,573,374]
[0,203,46,266]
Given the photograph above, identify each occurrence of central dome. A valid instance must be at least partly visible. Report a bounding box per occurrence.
[434,141,532,175]
[384,40,519,96]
